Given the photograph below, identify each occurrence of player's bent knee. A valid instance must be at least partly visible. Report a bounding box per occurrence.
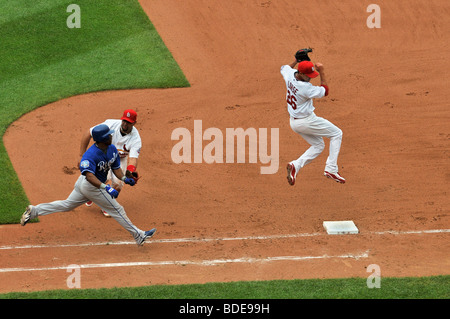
[314,142,325,153]
[331,128,343,139]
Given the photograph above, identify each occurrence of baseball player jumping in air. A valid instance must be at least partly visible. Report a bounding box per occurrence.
[20,124,156,246]
[281,49,345,186]
[79,109,142,217]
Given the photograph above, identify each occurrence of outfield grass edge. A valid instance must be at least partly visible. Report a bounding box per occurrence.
[0,275,448,299]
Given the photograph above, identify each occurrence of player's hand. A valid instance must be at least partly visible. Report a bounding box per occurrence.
[124,177,136,186]
[315,63,324,72]
[105,185,119,198]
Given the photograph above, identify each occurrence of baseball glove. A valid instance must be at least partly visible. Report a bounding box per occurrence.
[295,48,313,62]
[125,170,140,184]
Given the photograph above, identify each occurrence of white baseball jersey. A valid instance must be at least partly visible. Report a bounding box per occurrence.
[90,119,142,160]
[280,65,326,119]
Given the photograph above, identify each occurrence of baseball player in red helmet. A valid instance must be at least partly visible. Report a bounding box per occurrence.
[281,58,345,185]
[80,109,142,217]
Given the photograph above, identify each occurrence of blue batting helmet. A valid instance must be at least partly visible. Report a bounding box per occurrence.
[92,124,114,143]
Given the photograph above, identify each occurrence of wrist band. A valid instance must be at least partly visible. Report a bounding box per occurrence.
[100,183,106,189]
[121,176,126,182]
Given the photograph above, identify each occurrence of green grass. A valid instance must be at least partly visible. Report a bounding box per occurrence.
[1,276,448,299]
[0,0,189,224]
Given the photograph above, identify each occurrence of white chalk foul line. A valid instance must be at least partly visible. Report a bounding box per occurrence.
[372,229,450,235]
[1,229,448,251]
[0,232,322,250]
[0,250,369,273]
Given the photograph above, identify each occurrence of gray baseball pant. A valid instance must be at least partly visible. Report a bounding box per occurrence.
[28,175,146,243]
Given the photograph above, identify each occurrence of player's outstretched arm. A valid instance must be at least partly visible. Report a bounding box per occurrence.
[127,157,138,170]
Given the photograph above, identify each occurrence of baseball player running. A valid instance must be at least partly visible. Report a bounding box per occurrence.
[80,109,142,217]
[20,124,156,246]
[281,54,345,185]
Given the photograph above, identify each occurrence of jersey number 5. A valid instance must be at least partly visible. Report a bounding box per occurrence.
[286,90,297,110]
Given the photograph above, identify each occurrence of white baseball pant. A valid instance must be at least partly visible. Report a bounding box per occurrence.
[289,112,342,175]
[27,175,146,243]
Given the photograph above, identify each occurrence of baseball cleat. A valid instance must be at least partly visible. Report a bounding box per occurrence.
[101,210,111,218]
[20,205,33,226]
[324,171,346,184]
[286,163,296,186]
[136,228,157,246]
[85,201,93,207]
